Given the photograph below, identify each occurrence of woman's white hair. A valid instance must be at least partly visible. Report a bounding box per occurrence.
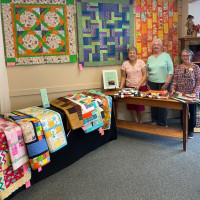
[152,38,163,46]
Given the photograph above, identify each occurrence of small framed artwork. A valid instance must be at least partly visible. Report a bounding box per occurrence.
[102,70,119,89]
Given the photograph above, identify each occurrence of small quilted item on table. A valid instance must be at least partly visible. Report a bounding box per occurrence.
[0,117,29,171]
[83,91,110,130]
[51,97,84,130]
[0,130,31,200]
[145,90,169,99]
[89,90,112,130]
[17,107,67,153]
[65,94,104,133]
[4,112,50,170]
[171,92,200,103]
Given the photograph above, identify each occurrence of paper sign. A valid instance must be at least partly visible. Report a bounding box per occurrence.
[79,64,83,70]
[82,126,86,131]
[38,167,42,172]
[99,127,102,133]
[40,88,50,108]
[67,129,71,137]
[7,62,15,66]
[25,181,31,188]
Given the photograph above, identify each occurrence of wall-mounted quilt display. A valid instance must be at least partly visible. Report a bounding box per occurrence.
[135,0,178,65]
[1,0,77,66]
[77,0,134,67]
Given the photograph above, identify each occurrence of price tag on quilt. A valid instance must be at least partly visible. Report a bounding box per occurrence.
[40,88,50,108]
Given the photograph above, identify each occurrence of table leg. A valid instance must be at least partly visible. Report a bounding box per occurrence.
[182,103,189,151]
[114,101,118,122]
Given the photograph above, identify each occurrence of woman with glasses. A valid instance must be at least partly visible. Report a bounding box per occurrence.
[171,49,200,138]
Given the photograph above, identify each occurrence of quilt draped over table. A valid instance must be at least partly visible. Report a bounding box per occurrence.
[50,90,112,132]
[0,117,29,171]
[3,112,50,170]
[0,130,31,200]
[17,107,67,153]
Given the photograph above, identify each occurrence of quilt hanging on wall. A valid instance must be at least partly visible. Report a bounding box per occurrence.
[77,0,134,67]
[135,0,178,65]
[1,0,77,66]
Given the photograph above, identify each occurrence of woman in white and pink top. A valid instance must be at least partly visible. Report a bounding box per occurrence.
[119,46,147,123]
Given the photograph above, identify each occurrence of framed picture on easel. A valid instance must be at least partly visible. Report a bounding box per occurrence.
[102,70,119,89]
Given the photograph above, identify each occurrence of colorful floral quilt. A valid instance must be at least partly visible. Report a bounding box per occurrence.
[0,117,29,171]
[1,0,77,66]
[4,112,50,170]
[17,107,67,153]
[0,130,31,200]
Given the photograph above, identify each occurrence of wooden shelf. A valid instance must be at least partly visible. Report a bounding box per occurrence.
[116,120,183,139]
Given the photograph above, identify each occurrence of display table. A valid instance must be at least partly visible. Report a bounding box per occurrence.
[104,90,189,151]
[6,105,117,199]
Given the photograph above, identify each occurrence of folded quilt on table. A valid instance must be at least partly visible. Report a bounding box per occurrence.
[65,94,104,133]
[4,112,50,170]
[0,117,29,171]
[0,130,31,200]
[51,97,84,130]
[17,107,67,153]
[88,90,112,130]
[83,90,112,130]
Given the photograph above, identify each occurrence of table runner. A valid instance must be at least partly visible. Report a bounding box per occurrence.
[17,107,67,153]
[4,112,50,170]
[0,117,29,171]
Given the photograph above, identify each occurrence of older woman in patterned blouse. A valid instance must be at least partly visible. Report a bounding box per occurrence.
[171,49,200,138]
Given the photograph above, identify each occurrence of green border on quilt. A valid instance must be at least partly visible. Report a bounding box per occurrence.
[70,55,77,62]
[1,0,11,3]
[77,0,134,67]
[66,0,74,4]
[6,58,16,62]
[12,4,68,58]
[1,1,77,66]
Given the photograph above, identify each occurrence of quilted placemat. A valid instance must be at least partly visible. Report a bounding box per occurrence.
[4,112,50,170]
[0,130,31,200]
[1,0,77,66]
[51,97,84,130]
[17,107,67,153]
[89,90,112,130]
[83,91,110,129]
[0,117,29,171]
[66,94,104,133]
[77,0,134,66]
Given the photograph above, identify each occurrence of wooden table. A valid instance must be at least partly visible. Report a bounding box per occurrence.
[104,90,189,151]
